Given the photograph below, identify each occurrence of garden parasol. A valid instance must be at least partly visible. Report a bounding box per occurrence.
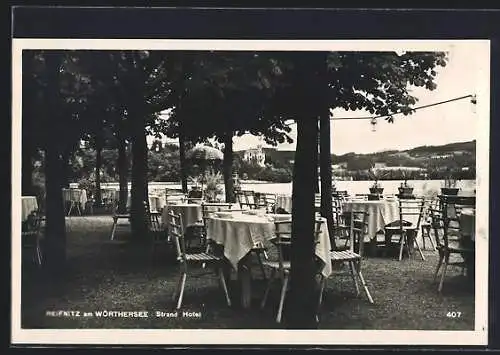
[186,145,224,196]
[186,145,224,161]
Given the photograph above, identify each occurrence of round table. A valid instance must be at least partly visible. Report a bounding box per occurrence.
[206,213,332,308]
[163,203,203,229]
[21,196,38,222]
[206,214,332,277]
[126,195,166,213]
[460,208,475,241]
[62,188,88,215]
[459,208,475,283]
[342,199,400,241]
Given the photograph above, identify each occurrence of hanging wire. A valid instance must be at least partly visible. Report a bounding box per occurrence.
[286,94,476,126]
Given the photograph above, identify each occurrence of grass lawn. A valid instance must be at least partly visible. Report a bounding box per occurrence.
[20,215,474,330]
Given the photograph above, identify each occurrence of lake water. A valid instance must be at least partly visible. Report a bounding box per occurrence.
[91,179,476,198]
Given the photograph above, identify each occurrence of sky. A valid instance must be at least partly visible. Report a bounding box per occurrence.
[151,42,486,155]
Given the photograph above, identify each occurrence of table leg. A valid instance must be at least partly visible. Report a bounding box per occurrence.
[239,263,252,309]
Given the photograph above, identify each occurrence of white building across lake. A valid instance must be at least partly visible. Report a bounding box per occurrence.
[242,145,266,167]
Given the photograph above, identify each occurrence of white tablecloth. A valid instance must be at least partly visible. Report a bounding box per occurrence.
[62,188,88,206]
[460,208,476,241]
[343,200,400,242]
[21,196,38,222]
[162,202,240,228]
[206,214,332,278]
[101,188,119,202]
[126,194,167,212]
[163,203,202,228]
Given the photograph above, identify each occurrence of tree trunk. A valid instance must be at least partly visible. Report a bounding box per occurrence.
[286,115,320,329]
[44,145,66,272]
[117,136,129,214]
[130,112,149,242]
[22,144,34,195]
[320,112,337,250]
[223,132,235,203]
[61,149,71,188]
[179,127,188,194]
[94,141,103,206]
[42,52,66,273]
[285,52,328,329]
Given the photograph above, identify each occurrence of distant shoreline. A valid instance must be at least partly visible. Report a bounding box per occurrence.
[76,178,475,189]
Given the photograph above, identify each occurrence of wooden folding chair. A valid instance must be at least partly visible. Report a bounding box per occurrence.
[168,210,231,309]
[319,211,374,310]
[431,195,475,292]
[384,198,426,261]
[260,219,322,323]
[22,211,44,268]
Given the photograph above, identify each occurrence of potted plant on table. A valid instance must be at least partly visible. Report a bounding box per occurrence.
[398,170,414,198]
[441,174,460,195]
[203,171,224,202]
[368,168,385,195]
[331,177,338,192]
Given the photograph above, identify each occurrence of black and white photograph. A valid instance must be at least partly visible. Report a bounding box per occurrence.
[11,37,489,346]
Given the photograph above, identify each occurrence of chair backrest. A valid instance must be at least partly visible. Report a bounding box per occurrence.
[255,193,277,213]
[22,211,42,233]
[167,210,185,261]
[331,197,345,226]
[314,194,322,209]
[165,188,187,204]
[433,195,475,250]
[22,211,43,248]
[421,196,439,223]
[236,190,259,209]
[272,219,323,270]
[428,206,445,248]
[338,211,369,253]
[201,202,235,227]
[396,198,425,231]
[148,211,162,231]
[437,195,476,221]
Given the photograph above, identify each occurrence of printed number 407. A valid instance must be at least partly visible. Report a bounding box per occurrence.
[447,311,462,318]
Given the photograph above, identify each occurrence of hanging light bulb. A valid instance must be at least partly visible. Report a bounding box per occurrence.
[370,117,377,132]
[470,94,477,114]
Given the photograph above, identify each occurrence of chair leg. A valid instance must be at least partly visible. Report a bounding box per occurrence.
[413,234,425,261]
[433,251,444,281]
[438,255,449,293]
[348,261,360,296]
[427,233,436,250]
[218,267,232,307]
[276,273,289,323]
[256,253,267,280]
[398,234,405,261]
[36,242,43,267]
[354,261,374,304]
[110,217,118,241]
[67,202,73,216]
[261,268,276,309]
[172,271,184,301]
[421,226,426,250]
[176,273,187,309]
[317,275,326,313]
[202,243,210,269]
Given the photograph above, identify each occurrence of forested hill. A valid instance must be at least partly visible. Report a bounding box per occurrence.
[261,140,476,171]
